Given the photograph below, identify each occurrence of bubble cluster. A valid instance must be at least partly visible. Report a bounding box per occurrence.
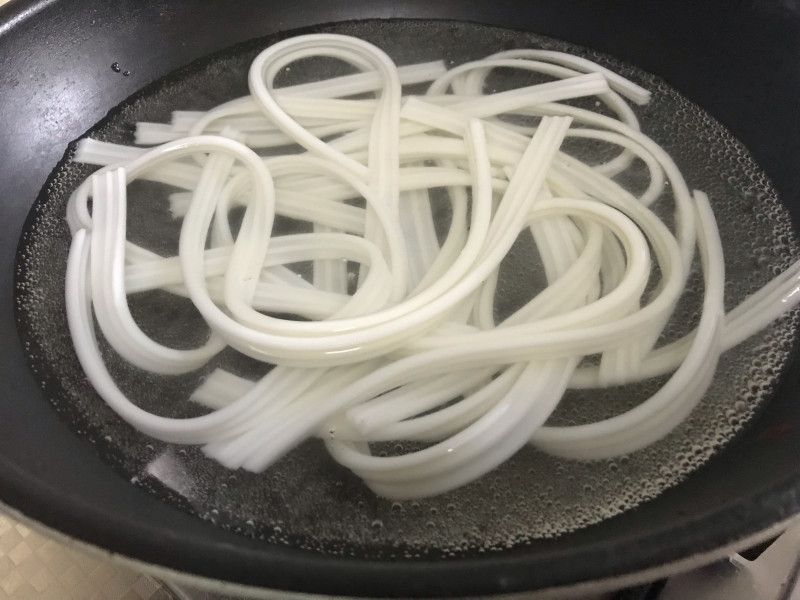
[13,19,799,558]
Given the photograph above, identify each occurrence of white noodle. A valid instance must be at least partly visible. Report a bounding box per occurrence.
[64,33,800,499]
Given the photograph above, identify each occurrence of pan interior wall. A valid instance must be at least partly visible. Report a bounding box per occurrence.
[13,19,800,558]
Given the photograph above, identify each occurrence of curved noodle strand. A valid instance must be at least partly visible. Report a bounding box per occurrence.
[64,33,800,500]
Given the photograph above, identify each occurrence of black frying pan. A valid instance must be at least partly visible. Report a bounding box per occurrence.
[1,1,800,597]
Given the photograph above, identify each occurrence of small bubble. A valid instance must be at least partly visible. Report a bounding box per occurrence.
[110,62,121,73]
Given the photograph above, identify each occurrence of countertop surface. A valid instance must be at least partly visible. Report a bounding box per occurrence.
[1,513,175,600]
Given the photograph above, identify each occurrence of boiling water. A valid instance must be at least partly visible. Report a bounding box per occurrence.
[13,20,800,557]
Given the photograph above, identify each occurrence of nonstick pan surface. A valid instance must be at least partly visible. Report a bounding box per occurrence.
[1,1,800,597]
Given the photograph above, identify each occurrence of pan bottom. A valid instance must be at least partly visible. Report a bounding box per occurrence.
[13,19,800,558]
